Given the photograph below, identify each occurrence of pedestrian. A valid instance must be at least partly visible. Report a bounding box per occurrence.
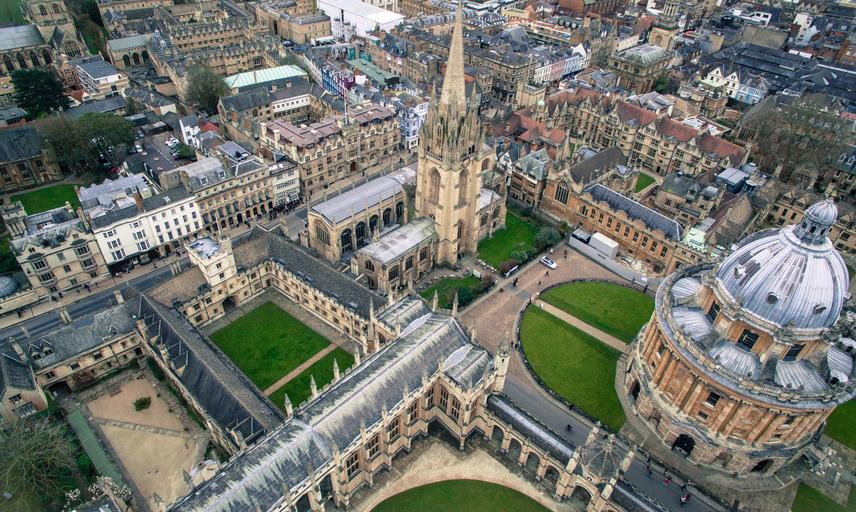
[537,281,541,287]
[550,248,553,255]
[564,249,568,259]
[16,310,22,319]
[646,463,653,477]
[680,482,687,493]
[680,493,690,506]
[664,473,671,486]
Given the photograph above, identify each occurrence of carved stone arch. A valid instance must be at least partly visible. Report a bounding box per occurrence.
[16,52,27,69]
[489,426,504,448]
[506,437,522,461]
[568,485,593,507]
[524,451,540,473]
[458,169,469,205]
[2,55,13,73]
[28,51,40,67]
[39,4,48,15]
[122,54,131,67]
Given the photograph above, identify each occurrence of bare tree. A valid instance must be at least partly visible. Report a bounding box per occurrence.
[0,418,78,511]
[743,94,854,183]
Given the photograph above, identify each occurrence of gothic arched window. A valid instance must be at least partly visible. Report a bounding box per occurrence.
[52,3,62,13]
[39,5,47,15]
[555,183,570,205]
[458,170,468,205]
[429,168,441,202]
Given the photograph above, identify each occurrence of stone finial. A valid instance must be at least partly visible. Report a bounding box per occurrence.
[451,292,459,317]
[333,358,340,381]
[470,325,477,344]
[432,290,439,312]
[284,393,293,417]
[310,375,318,399]
[354,348,362,366]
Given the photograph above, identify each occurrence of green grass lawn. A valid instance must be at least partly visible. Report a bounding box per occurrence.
[11,184,80,214]
[634,172,655,192]
[0,0,24,25]
[419,275,481,309]
[825,399,856,451]
[0,235,19,274]
[372,480,549,512]
[477,212,539,268]
[268,348,354,409]
[541,281,654,343]
[521,306,625,430]
[791,483,856,512]
[210,302,332,390]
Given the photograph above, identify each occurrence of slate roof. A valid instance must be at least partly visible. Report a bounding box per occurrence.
[0,25,45,51]
[568,147,626,184]
[376,295,432,331]
[65,96,127,120]
[0,125,44,164]
[89,186,194,229]
[140,296,283,438]
[149,229,384,319]
[356,217,436,265]
[0,352,35,395]
[486,394,575,464]
[170,311,492,512]
[23,299,140,370]
[311,167,415,225]
[584,184,682,241]
[76,59,120,79]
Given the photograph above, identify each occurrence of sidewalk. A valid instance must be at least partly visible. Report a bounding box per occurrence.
[536,301,630,354]
[263,343,337,395]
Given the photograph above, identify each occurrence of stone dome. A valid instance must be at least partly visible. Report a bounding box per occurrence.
[715,199,849,331]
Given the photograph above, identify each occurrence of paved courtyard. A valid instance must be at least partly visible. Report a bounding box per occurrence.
[352,438,576,512]
[86,375,209,511]
[462,246,623,386]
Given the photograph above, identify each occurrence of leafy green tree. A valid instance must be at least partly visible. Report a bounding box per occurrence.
[0,418,78,511]
[11,69,70,119]
[652,74,673,94]
[510,250,530,264]
[41,114,134,175]
[535,227,562,250]
[79,113,134,168]
[186,64,227,115]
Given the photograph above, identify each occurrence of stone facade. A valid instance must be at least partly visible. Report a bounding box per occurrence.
[624,201,856,475]
[0,125,63,192]
[253,0,332,44]
[4,202,110,298]
[307,167,413,263]
[415,3,505,264]
[607,44,672,94]
[260,104,400,200]
[542,88,747,176]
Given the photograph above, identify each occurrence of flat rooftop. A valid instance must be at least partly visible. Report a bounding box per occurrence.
[189,237,221,259]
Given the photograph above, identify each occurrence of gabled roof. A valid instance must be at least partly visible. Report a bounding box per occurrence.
[0,125,44,164]
[0,25,45,51]
[170,310,491,512]
[615,101,657,127]
[584,183,682,241]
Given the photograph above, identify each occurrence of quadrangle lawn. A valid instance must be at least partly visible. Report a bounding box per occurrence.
[521,306,625,431]
[372,480,549,512]
[210,302,331,391]
[0,0,24,25]
[634,172,655,193]
[419,275,481,309]
[825,398,856,451]
[11,184,81,214]
[268,348,354,409]
[791,483,856,512]
[541,281,654,343]
[477,212,539,268]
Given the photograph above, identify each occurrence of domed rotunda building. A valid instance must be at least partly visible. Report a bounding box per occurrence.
[625,199,856,475]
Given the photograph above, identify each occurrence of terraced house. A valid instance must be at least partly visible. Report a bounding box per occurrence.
[260,104,400,199]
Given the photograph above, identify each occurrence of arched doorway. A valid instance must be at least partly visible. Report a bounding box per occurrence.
[236,212,243,224]
[569,486,592,508]
[349,161,357,173]
[629,380,641,401]
[543,466,559,487]
[222,296,236,313]
[524,452,539,474]
[751,459,772,473]
[489,428,504,449]
[122,54,131,67]
[132,53,141,65]
[672,434,695,457]
[507,438,522,462]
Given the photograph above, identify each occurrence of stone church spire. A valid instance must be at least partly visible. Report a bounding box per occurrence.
[439,1,466,109]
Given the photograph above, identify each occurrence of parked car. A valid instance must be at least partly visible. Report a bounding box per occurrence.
[540,256,557,269]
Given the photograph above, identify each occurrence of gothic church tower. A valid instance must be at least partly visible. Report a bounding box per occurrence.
[415,1,493,264]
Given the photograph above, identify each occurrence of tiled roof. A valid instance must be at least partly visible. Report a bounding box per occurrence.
[584,184,682,241]
[0,25,45,51]
[0,125,44,164]
[356,217,437,265]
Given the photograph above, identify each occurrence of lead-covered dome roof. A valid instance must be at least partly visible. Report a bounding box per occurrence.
[715,199,849,331]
